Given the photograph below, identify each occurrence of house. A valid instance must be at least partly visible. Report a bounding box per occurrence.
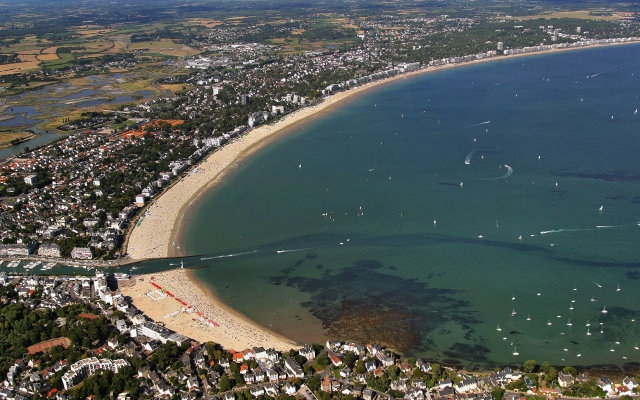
[623,377,638,390]
[300,344,316,360]
[284,357,304,378]
[436,379,453,390]
[455,378,478,393]
[416,359,432,373]
[283,383,297,395]
[327,350,343,367]
[558,373,574,388]
[597,378,614,395]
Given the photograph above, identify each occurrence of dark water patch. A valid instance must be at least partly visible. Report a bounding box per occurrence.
[268,258,478,353]
[438,182,462,186]
[444,343,490,362]
[626,270,640,280]
[552,170,640,183]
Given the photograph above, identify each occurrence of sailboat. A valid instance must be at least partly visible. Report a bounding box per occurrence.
[526,316,531,321]
[566,318,573,327]
[547,319,553,326]
[586,328,592,336]
[180,260,184,269]
[586,320,591,327]
[602,305,608,314]
[616,284,621,292]
[635,108,638,115]
[496,324,502,332]
[599,205,604,212]
[512,295,516,301]
[512,346,519,356]
[511,308,517,317]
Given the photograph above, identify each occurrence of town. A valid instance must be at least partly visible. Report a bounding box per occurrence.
[1,31,639,261]
[0,270,639,400]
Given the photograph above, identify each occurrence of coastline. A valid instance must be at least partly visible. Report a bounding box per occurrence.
[123,40,640,352]
[119,268,299,351]
[126,40,640,262]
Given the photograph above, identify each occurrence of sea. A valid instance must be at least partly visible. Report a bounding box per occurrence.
[12,44,640,369]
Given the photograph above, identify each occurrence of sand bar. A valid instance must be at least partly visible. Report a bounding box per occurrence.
[120,268,299,351]
[125,41,640,261]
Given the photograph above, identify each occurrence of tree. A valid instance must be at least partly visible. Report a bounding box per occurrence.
[307,375,321,392]
[492,387,505,400]
[562,366,577,376]
[523,359,537,373]
[219,373,232,392]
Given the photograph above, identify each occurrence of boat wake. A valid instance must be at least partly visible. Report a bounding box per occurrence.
[464,120,491,129]
[201,250,258,260]
[276,248,311,254]
[476,164,513,180]
[464,148,485,165]
[540,228,592,235]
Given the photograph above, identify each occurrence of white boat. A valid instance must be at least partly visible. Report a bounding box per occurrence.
[512,346,519,356]
[7,260,19,268]
[566,318,573,327]
[586,320,591,327]
[526,316,531,321]
[616,284,621,292]
[599,205,604,212]
[547,320,552,326]
[586,328,591,336]
[496,324,502,332]
[511,308,517,317]
[602,305,608,314]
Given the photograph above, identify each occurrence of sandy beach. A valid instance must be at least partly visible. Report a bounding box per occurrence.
[125,41,639,261]
[120,268,299,351]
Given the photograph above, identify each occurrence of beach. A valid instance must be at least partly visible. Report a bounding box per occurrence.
[120,268,299,351]
[125,41,639,261]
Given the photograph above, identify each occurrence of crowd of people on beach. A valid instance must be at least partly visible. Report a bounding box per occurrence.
[125,269,297,351]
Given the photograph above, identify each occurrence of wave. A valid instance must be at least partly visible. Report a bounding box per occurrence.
[201,250,258,260]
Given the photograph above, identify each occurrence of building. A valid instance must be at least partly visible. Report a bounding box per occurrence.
[38,243,61,258]
[497,41,504,51]
[61,357,129,390]
[24,175,37,186]
[71,247,93,259]
[284,357,304,378]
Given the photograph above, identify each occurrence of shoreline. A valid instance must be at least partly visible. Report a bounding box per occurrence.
[127,40,640,262]
[123,40,639,351]
[119,268,299,351]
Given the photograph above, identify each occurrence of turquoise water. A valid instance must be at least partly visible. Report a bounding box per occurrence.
[180,44,640,369]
